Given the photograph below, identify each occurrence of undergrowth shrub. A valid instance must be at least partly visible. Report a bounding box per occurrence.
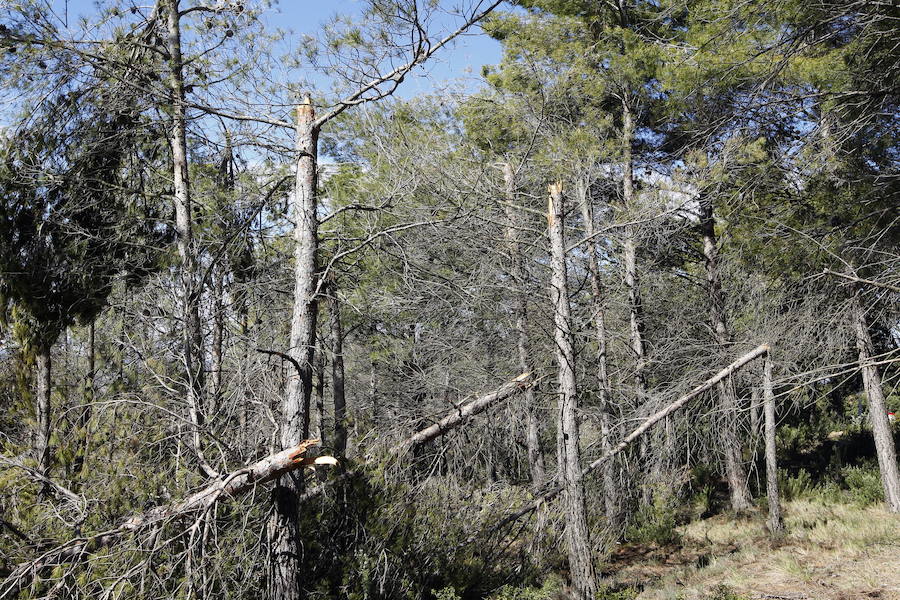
[625,489,680,546]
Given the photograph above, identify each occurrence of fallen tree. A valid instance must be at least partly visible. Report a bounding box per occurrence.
[1,372,537,597]
[474,344,771,541]
[1,440,330,599]
[299,371,538,502]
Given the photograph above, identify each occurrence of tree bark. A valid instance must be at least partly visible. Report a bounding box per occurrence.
[328,278,347,456]
[271,96,319,600]
[164,0,215,480]
[502,162,546,491]
[699,197,751,512]
[763,354,784,535]
[35,344,52,476]
[547,183,597,600]
[576,176,619,531]
[314,340,326,446]
[853,294,900,512]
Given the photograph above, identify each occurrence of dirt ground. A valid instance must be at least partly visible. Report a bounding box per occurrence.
[603,500,900,600]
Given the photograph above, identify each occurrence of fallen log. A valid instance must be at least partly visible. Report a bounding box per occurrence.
[2,373,536,596]
[1,439,330,599]
[299,371,538,502]
[474,344,771,541]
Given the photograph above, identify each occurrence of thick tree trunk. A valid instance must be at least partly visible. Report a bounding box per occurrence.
[165,0,215,480]
[35,344,52,476]
[271,96,319,600]
[699,197,751,512]
[576,177,619,531]
[328,279,347,456]
[853,295,900,512]
[547,183,597,600]
[502,162,546,491]
[763,354,784,535]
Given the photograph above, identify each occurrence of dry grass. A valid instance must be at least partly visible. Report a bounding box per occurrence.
[605,500,900,600]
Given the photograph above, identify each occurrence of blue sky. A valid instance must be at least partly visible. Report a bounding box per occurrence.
[51,0,503,97]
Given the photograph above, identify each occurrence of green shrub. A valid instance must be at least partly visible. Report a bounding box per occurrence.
[842,464,884,505]
[778,468,814,501]
[626,490,680,546]
[487,575,563,600]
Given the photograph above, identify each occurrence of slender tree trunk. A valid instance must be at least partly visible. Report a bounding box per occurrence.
[328,279,347,456]
[699,197,751,512]
[763,353,784,535]
[165,0,214,479]
[502,162,546,491]
[314,342,326,446]
[73,321,94,478]
[576,177,619,531]
[35,344,52,476]
[271,96,319,600]
[621,104,646,394]
[547,183,597,600]
[853,295,900,512]
[210,268,225,418]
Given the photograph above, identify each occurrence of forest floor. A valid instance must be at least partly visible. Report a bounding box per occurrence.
[603,500,900,600]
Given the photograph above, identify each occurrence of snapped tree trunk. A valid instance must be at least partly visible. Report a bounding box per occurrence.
[699,197,751,512]
[547,183,597,600]
[763,354,784,535]
[328,278,347,456]
[576,176,619,531]
[271,96,320,600]
[35,343,52,476]
[314,340,326,445]
[164,0,215,480]
[502,162,546,491]
[853,294,900,512]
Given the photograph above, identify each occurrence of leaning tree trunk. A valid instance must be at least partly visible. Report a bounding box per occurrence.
[327,278,347,457]
[699,197,751,512]
[271,96,319,600]
[576,177,619,531]
[210,267,225,418]
[763,353,784,535]
[502,162,546,491]
[853,294,900,512]
[35,343,52,476]
[547,183,597,600]
[164,0,215,480]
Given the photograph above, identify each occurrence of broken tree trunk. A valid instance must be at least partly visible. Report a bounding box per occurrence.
[0,440,328,599]
[298,372,538,503]
[763,354,784,535]
[479,344,771,539]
